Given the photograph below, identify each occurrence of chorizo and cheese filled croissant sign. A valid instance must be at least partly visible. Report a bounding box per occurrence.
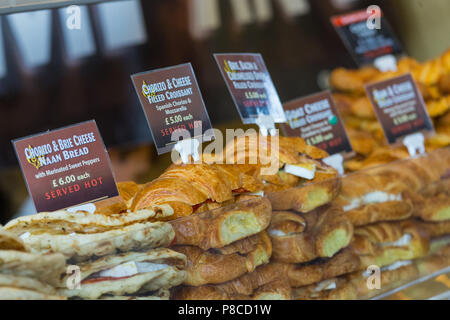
[365,73,434,145]
[131,63,214,154]
[214,53,286,124]
[331,8,403,66]
[280,91,353,156]
[12,120,118,212]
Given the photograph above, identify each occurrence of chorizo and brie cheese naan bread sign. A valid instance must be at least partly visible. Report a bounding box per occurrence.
[12,120,118,212]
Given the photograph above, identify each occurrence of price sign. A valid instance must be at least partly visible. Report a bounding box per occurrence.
[281,91,353,156]
[12,120,118,212]
[331,8,404,66]
[365,73,434,145]
[214,53,286,124]
[131,63,214,154]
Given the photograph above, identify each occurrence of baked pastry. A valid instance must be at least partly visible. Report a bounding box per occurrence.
[329,66,380,94]
[130,162,263,220]
[5,213,175,262]
[0,274,66,300]
[169,197,272,250]
[171,279,291,300]
[344,147,410,172]
[273,248,361,289]
[347,129,378,156]
[268,206,353,263]
[410,179,450,222]
[351,220,430,269]
[59,248,186,299]
[0,229,27,252]
[0,229,67,300]
[293,260,419,300]
[416,220,450,238]
[336,151,450,226]
[173,231,272,286]
[221,133,340,213]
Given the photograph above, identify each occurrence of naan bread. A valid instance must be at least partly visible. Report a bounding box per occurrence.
[0,229,28,252]
[59,248,186,299]
[14,221,174,262]
[4,205,174,235]
[0,251,66,286]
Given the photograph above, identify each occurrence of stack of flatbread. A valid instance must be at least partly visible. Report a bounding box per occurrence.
[3,188,187,300]
[0,228,66,300]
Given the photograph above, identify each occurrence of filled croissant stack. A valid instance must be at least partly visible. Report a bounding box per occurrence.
[293,148,450,299]
[330,48,450,172]
[171,134,350,300]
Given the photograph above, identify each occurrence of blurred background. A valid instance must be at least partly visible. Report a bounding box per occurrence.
[1,0,450,223]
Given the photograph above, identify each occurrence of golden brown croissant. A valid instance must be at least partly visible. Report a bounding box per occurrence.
[416,220,450,238]
[293,260,420,300]
[351,220,430,269]
[172,231,271,286]
[169,197,272,250]
[171,279,291,300]
[130,162,263,220]
[268,206,353,263]
[266,248,360,289]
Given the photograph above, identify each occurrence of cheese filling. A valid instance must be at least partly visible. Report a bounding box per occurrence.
[381,260,413,272]
[98,261,169,278]
[19,232,30,239]
[343,191,402,212]
[284,164,316,180]
[363,260,413,277]
[232,191,264,197]
[380,234,412,247]
[314,280,337,292]
[268,229,288,237]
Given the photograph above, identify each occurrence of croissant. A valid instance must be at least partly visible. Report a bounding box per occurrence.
[276,248,361,288]
[351,220,430,269]
[294,261,419,300]
[171,279,291,300]
[410,178,450,222]
[415,220,450,238]
[169,197,272,250]
[172,231,271,286]
[336,151,450,226]
[130,162,263,220]
[268,206,353,263]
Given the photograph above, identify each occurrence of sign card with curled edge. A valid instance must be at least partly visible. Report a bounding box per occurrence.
[280,91,353,160]
[214,53,287,125]
[12,120,118,213]
[331,8,403,66]
[131,63,214,155]
[365,73,434,150]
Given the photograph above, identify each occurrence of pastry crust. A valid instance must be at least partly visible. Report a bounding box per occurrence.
[171,279,291,300]
[0,229,28,252]
[170,197,272,250]
[59,248,187,299]
[351,220,430,269]
[266,178,341,213]
[130,163,263,220]
[411,179,450,222]
[293,262,419,300]
[219,133,340,212]
[416,220,450,238]
[173,231,272,286]
[268,206,353,263]
[274,248,361,288]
